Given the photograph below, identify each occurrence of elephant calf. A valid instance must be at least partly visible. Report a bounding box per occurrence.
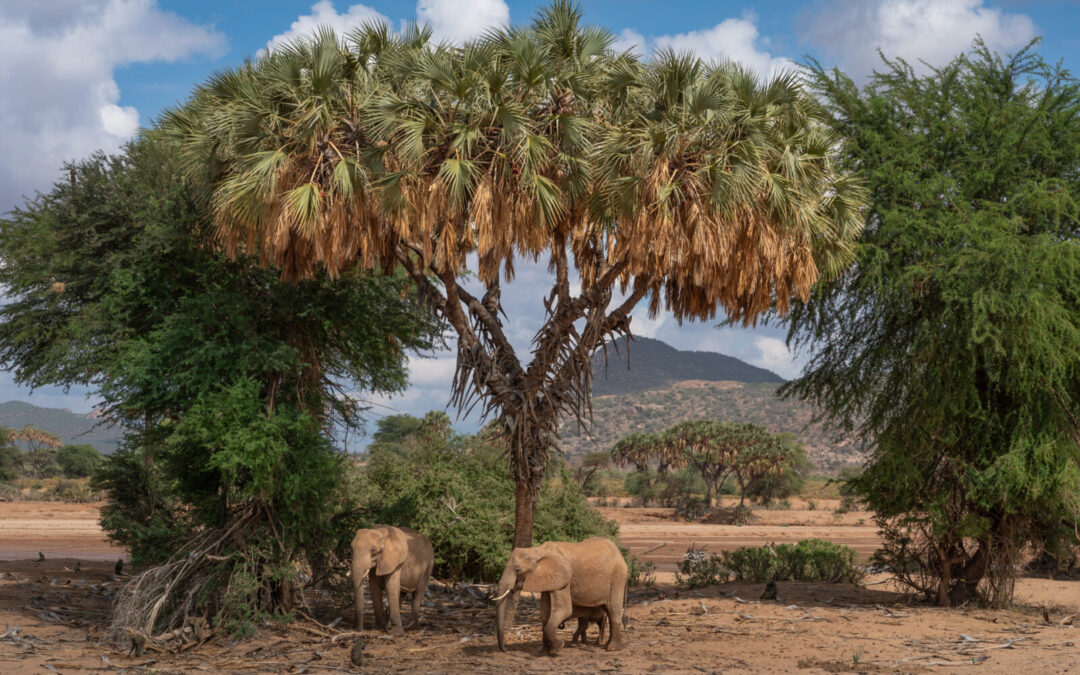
[351,525,434,636]
[494,537,627,654]
[564,604,608,646]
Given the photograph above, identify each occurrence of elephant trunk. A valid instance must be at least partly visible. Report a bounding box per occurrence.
[494,568,518,651]
[352,554,371,630]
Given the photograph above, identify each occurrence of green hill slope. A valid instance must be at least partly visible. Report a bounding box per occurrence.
[0,401,122,453]
[591,336,784,395]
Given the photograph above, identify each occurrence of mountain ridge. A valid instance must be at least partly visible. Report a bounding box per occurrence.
[590,336,784,396]
[0,401,122,453]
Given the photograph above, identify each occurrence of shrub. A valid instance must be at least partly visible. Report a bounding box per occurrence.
[723,544,784,582]
[732,503,754,525]
[677,549,729,588]
[625,552,656,588]
[51,478,95,502]
[676,539,864,588]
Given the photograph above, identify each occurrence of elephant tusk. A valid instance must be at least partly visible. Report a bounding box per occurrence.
[491,588,511,602]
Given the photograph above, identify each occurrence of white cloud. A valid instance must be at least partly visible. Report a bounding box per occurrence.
[652,16,794,79]
[100,104,140,138]
[266,0,510,54]
[800,0,1037,78]
[614,13,792,80]
[611,28,646,56]
[0,0,224,211]
[263,1,387,54]
[751,336,800,380]
[417,0,509,44]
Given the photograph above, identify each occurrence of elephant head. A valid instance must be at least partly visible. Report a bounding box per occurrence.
[494,544,572,651]
[351,526,407,630]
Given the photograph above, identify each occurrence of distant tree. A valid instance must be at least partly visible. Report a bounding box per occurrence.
[56,444,102,479]
[0,426,19,482]
[785,42,1080,606]
[573,450,611,492]
[663,420,738,506]
[729,432,802,506]
[371,415,425,446]
[611,431,672,505]
[745,436,811,503]
[11,425,62,453]
[11,425,65,479]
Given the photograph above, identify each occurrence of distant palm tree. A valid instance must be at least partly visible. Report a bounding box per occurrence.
[161,1,864,547]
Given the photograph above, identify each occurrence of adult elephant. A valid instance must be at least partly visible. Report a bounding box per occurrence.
[494,537,627,654]
[351,525,434,635]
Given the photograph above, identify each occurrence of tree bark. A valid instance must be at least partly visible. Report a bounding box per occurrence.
[513,480,537,548]
[948,541,989,606]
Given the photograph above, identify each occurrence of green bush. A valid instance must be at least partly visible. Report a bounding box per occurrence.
[625,552,656,588]
[676,539,864,588]
[676,550,729,588]
[358,421,618,582]
[723,544,784,582]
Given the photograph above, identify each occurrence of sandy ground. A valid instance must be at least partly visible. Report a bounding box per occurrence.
[0,501,124,562]
[1,502,1078,674]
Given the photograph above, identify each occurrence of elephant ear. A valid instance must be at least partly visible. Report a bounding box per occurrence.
[522,554,572,593]
[375,527,406,576]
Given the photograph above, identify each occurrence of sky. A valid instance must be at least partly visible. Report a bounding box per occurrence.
[1,0,1078,432]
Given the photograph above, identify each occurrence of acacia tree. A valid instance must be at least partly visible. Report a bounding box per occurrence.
[162,2,864,546]
[785,43,1080,606]
[662,420,787,506]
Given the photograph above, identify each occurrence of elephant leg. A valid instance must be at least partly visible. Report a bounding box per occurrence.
[370,573,387,632]
[606,586,626,651]
[540,592,551,628]
[410,569,430,629]
[597,613,608,646]
[385,573,405,637]
[572,617,588,644]
[543,590,573,656]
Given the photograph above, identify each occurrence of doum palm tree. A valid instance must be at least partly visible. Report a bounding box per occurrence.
[161,1,864,548]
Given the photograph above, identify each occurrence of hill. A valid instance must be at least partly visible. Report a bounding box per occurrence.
[590,336,784,396]
[558,339,862,472]
[0,401,122,453]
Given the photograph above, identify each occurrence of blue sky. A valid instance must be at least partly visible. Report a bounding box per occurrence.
[1,0,1078,432]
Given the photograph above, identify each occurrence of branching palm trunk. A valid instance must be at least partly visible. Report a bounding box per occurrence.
[397,241,646,546]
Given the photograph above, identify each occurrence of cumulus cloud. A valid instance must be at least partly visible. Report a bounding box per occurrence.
[266,0,510,53]
[264,1,387,53]
[0,0,224,212]
[611,13,792,80]
[751,336,800,380]
[651,15,795,79]
[611,28,647,56]
[417,0,509,44]
[800,0,1037,78]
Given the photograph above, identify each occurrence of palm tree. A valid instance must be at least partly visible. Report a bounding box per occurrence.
[161,1,864,547]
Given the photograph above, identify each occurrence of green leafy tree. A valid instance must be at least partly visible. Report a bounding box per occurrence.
[784,42,1080,606]
[0,139,438,632]
[573,450,611,492]
[161,1,864,546]
[56,444,102,479]
[745,435,811,503]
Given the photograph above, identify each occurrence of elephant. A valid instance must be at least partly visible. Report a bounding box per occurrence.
[351,525,434,636]
[562,604,608,646]
[494,537,627,654]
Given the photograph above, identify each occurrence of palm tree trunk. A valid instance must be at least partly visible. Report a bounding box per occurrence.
[513,480,537,548]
